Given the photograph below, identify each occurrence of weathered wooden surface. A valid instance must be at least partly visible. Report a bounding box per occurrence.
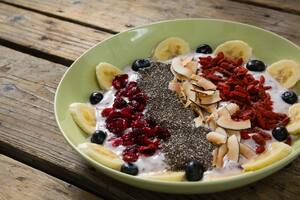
[1,45,300,200]
[0,0,300,200]
[1,0,300,48]
[0,154,102,200]
[0,3,112,63]
[232,0,300,15]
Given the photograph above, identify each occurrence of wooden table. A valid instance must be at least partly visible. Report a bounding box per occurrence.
[0,0,299,199]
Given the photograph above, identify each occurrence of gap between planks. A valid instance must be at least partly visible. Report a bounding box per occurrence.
[230,0,300,16]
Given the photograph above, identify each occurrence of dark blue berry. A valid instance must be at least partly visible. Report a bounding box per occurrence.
[246,60,266,72]
[272,126,288,141]
[91,130,107,144]
[132,59,151,71]
[89,92,103,105]
[281,91,298,104]
[195,44,212,54]
[120,163,139,175]
[185,160,204,181]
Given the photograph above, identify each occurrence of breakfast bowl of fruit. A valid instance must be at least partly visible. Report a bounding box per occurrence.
[54,19,300,193]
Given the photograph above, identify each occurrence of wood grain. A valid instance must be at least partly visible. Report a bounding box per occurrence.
[2,0,300,45]
[232,0,300,15]
[1,45,300,200]
[0,3,112,62]
[0,154,102,200]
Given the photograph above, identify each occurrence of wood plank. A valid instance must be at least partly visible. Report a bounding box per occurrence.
[0,154,102,200]
[232,0,300,15]
[0,3,112,62]
[2,0,300,46]
[1,44,300,199]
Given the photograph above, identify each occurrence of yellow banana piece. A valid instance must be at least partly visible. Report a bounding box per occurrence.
[69,103,96,135]
[96,62,122,90]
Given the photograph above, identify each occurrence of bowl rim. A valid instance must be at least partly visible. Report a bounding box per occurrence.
[54,18,300,188]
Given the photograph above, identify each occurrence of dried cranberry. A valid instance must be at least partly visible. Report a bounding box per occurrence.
[120,107,133,119]
[131,120,148,128]
[255,145,265,153]
[105,111,122,122]
[112,74,128,90]
[113,97,127,109]
[106,118,129,134]
[138,142,159,156]
[101,108,113,117]
[130,92,148,103]
[252,134,266,145]
[129,100,145,112]
[122,147,139,162]
[111,137,123,147]
[135,135,151,146]
[240,131,251,140]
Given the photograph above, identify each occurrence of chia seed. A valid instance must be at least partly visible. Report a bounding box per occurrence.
[137,61,214,170]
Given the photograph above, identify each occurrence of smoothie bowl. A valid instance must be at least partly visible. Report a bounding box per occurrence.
[55,19,300,193]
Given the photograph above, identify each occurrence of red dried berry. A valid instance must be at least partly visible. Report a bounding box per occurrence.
[112,74,128,90]
[101,108,113,117]
[240,131,251,140]
[255,145,265,154]
[120,107,133,119]
[106,118,129,134]
[122,147,139,162]
[113,97,127,109]
[131,119,148,128]
[252,134,266,145]
[111,137,123,147]
[138,142,159,156]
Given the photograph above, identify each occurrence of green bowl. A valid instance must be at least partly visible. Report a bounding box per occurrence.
[55,19,300,193]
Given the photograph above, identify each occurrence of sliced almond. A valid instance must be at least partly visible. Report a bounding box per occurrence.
[191,74,217,90]
[206,112,218,131]
[200,103,217,113]
[191,88,215,96]
[207,131,227,145]
[227,130,241,142]
[198,90,221,105]
[172,57,193,78]
[215,127,227,136]
[227,135,240,162]
[185,61,198,74]
[182,81,196,107]
[216,107,251,130]
[240,143,256,160]
[212,148,219,166]
[216,144,228,168]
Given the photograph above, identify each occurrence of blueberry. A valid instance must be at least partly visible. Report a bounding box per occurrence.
[132,59,151,71]
[272,126,288,141]
[185,160,204,181]
[281,91,298,104]
[120,163,139,175]
[89,92,103,105]
[91,130,107,144]
[195,44,213,54]
[246,60,266,72]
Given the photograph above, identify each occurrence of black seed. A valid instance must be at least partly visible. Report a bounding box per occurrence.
[281,91,298,104]
[120,163,139,175]
[132,59,151,71]
[91,130,107,144]
[195,44,212,54]
[272,126,288,141]
[185,160,204,181]
[246,60,266,72]
[89,92,103,105]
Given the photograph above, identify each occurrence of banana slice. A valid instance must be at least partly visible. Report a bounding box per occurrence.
[78,143,124,170]
[153,37,190,61]
[140,171,185,182]
[96,62,122,90]
[242,142,292,171]
[69,103,96,135]
[214,40,252,63]
[267,60,300,88]
[286,103,300,134]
